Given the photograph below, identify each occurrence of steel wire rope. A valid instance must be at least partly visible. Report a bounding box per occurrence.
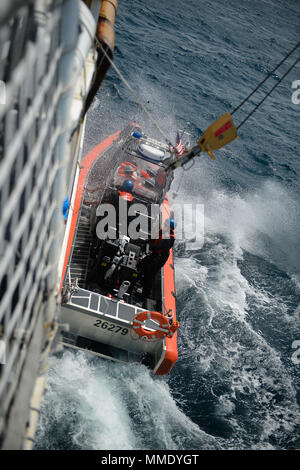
[236,54,300,129]
[232,41,300,116]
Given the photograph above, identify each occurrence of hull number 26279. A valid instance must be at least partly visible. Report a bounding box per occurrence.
[93,319,128,335]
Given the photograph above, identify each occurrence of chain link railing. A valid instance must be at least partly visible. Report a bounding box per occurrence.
[0,0,98,449]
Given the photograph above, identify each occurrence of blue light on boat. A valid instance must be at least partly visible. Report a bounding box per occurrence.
[132,131,142,139]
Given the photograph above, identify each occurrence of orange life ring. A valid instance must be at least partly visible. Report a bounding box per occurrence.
[118,161,137,178]
[132,311,170,340]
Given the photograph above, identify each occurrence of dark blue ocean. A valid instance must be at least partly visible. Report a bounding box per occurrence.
[35,0,300,450]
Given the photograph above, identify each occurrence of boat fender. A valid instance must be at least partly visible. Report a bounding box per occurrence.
[62,196,70,221]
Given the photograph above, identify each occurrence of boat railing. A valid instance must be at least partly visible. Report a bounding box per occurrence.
[65,286,167,332]
[65,287,146,326]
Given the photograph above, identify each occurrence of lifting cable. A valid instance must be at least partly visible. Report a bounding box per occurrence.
[232,41,300,129]
[97,37,299,151]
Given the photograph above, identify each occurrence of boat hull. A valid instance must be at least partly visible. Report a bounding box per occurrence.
[59,127,178,374]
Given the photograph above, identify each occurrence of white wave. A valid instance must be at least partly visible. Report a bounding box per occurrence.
[178,176,300,278]
[172,176,300,449]
[36,351,136,450]
[36,350,222,450]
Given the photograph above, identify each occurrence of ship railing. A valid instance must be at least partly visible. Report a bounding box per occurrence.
[66,287,145,324]
[0,0,100,449]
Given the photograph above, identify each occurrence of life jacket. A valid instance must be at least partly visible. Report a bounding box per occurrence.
[118,191,133,202]
[118,161,137,180]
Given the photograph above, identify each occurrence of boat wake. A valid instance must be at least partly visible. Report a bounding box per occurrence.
[169,175,300,449]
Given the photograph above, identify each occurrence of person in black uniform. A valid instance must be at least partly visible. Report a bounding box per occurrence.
[141,218,175,299]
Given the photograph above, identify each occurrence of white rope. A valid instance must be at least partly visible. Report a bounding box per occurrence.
[96,39,176,149]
